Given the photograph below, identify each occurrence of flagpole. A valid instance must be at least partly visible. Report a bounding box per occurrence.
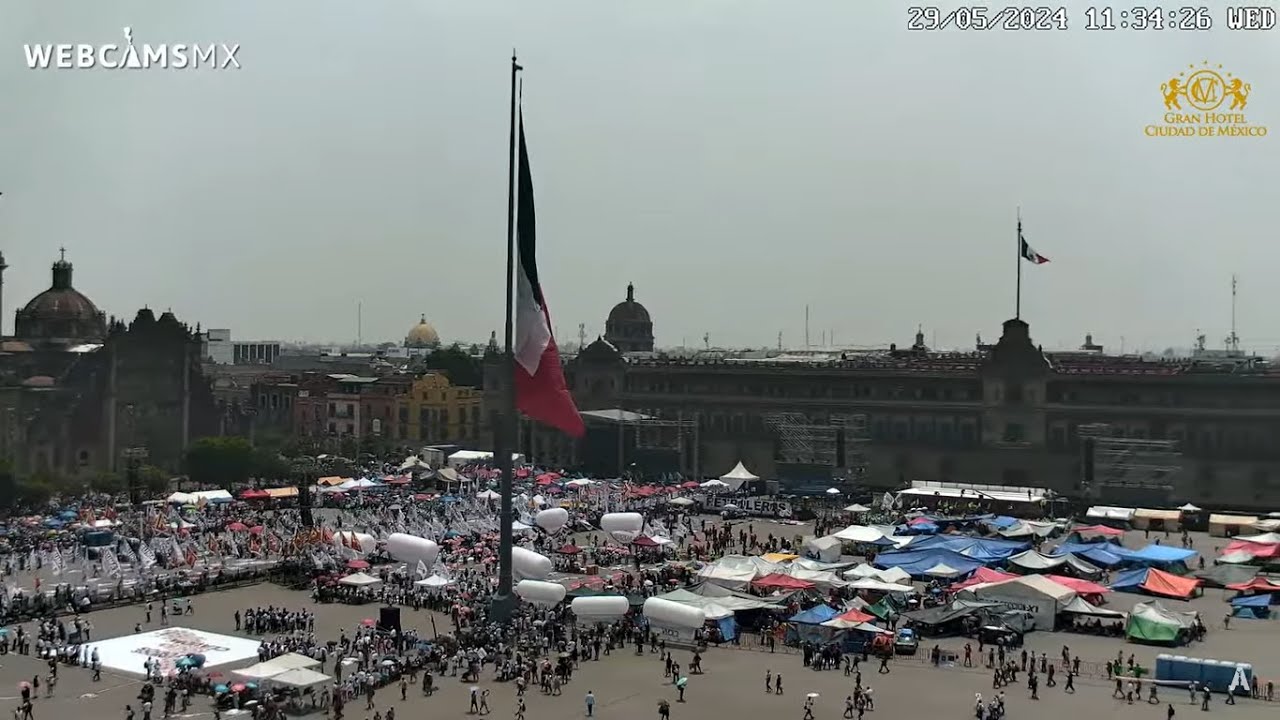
[1015,207,1022,320]
[493,51,522,622]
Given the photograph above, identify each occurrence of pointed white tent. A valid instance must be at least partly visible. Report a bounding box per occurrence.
[719,462,759,491]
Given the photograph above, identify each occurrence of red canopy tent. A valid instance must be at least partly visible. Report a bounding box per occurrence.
[557,543,582,555]
[753,573,816,590]
[1226,577,1280,593]
[1072,524,1126,537]
[1046,575,1111,597]
[239,489,269,500]
[631,535,661,548]
[833,608,876,624]
[951,567,1017,591]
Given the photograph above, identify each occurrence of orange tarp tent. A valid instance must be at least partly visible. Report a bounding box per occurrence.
[1141,568,1200,599]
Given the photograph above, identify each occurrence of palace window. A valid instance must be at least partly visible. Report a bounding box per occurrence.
[1002,423,1025,443]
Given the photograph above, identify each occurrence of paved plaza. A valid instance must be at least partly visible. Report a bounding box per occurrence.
[0,522,1276,720]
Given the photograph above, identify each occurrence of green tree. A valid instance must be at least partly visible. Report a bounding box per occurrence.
[138,465,171,495]
[15,471,58,505]
[183,436,254,488]
[419,343,483,387]
[251,447,288,482]
[92,470,127,495]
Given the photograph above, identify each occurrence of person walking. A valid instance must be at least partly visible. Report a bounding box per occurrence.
[586,691,596,717]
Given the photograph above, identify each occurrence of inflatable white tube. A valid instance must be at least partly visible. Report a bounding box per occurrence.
[572,595,630,621]
[514,579,567,606]
[535,507,569,534]
[511,546,553,580]
[643,597,706,630]
[385,533,440,566]
[601,512,644,543]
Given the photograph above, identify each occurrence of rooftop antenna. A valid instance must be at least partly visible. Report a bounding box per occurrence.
[805,304,810,349]
[703,332,710,351]
[577,322,586,350]
[1195,329,1206,354]
[357,301,362,347]
[1226,274,1240,355]
[777,331,783,351]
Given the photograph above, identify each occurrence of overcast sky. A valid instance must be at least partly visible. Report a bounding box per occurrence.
[1,1,1276,353]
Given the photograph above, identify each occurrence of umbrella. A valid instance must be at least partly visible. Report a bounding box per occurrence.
[347,559,370,569]
[214,684,229,694]
[230,683,247,692]
[825,488,841,495]
[806,693,820,699]
[675,677,687,688]
[18,681,30,690]
[361,618,376,627]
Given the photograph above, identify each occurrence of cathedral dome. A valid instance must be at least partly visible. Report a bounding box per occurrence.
[607,283,651,324]
[604,283,654,353]
[405,314,441,348]
[14,252,108,342]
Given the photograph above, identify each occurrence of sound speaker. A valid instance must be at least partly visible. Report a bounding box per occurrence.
[378,606,402,633]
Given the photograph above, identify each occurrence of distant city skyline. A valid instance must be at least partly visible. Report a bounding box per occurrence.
[2,1,1275,354]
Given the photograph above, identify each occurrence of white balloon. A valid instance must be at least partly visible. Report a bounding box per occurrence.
[601,512,644,544]
[515,579,567,606]
[535,508,569,534]
[643,597,706,630]
[572,595,630,621]
[511,546,553,580]
[386,533,439,566]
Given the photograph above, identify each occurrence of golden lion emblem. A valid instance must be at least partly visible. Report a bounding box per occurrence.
[1161,78,1186,110]
[1225,77,1251,110]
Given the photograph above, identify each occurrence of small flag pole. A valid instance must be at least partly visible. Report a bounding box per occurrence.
[1015,206,1022,320]
[494,51,522,622]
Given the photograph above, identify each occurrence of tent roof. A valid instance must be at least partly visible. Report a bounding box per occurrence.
[969,575,1076,602]
[1061,596,1125,618]
[338,571,382,587]
[1141,568,1200,599]
[720,462,759,481]
[753,573,815,590]
[269,668,332,688]
[1230,593,1273,607]
[789,604,838,624]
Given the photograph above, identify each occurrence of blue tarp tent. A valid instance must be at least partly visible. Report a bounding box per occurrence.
[909,535,1030,562]
[1111,568,1149,591]
[787,605,841,644]
[1229,595,1271,618]
[1119,544,1197,566]
[985,516,1020,529]
[789,605,838,625]
[1054,542,1125,568]
[873,548,986,577]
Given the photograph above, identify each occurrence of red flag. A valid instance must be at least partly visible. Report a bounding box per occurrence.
[512,113,584,437]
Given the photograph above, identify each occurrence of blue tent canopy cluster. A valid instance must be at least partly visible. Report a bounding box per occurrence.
[1054,541,1195,569]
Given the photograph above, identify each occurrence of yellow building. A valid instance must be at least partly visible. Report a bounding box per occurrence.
[395,373,484,445]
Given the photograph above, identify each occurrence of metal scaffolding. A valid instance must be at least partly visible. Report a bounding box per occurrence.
[764,412,869,475]
[1078,423,1182,495]
[620,414,700,478]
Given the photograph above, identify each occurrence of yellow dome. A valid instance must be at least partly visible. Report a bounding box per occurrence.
[405,314,440,348]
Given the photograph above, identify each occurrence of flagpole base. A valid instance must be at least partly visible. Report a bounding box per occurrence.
[489,591,517,624]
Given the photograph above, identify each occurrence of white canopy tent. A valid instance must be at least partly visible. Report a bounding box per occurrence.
[958,575,1076,630]
[803,536,843,563]
[831,525,887,544]
[718,462,759,491]
[843,503,872,513]
[415,574,455,589]
[269,667,332,689]
[337,572,382,588]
